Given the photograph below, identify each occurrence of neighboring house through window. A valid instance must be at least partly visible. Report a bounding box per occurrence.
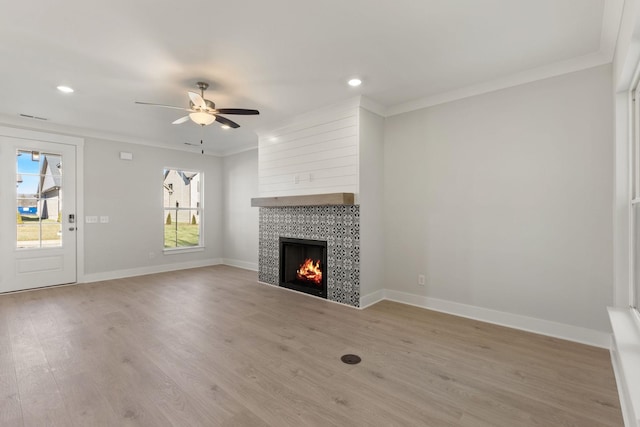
[33,154,62,221]
[163,168,202,249]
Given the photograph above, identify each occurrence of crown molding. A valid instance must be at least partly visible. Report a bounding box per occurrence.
[601,0,625,61]
[219,144,258,157]
[255,96,362,139]
[386,52,611,116]
[359,96,386,117]
[0,113,223,157]
[386,0,624,117]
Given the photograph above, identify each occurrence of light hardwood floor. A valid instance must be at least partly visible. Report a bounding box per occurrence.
[0,265,623,426]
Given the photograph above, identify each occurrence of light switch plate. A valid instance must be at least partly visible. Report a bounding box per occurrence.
[85,216,98,223]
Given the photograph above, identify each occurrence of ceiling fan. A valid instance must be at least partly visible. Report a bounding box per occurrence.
[135,82,259,129]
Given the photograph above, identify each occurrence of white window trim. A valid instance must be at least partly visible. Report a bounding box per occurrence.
[162,168,204,251]
[163,246,205,255]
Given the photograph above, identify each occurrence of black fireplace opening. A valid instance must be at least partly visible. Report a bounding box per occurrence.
[279,237,327,299]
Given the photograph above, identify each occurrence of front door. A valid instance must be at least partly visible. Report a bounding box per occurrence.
[0,136,77,293]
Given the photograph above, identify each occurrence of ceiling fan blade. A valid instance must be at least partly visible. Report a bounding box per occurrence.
[215,115,240,128]
[215,108,260,115]
[188,92,207,109]
[172,116,190,124]
[135,101,187,111]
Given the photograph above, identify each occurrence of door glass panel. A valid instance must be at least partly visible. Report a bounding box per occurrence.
[16,150,62,249]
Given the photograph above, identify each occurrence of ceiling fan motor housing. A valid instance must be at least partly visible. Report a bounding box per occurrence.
[190,99,216,111]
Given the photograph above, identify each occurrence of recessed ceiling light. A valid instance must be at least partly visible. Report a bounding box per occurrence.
[348,78,362,87]
[57,85,74,93]
[221,125,231,130]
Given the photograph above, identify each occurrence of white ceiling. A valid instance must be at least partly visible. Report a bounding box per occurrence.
[0,0,622,155]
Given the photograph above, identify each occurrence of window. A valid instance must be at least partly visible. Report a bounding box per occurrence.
[16,150,63,248]
[163,169,202,249]
[631,85,640,309]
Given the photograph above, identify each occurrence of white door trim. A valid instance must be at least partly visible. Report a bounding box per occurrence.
[0,125,85,285]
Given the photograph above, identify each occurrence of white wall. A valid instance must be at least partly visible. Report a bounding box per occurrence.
[222,148,259,270]
[83,139,223,279]
[383,65,614,333]
[358,108,386,302]
[258,100,359,197]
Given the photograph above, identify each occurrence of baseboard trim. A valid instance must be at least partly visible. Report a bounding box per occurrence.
[359,289,386,309]
[82,258,224,283]
[222,258,258,271]
[379,289,610,348]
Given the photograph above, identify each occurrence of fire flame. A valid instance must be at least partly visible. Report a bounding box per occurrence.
[296,258,322,285]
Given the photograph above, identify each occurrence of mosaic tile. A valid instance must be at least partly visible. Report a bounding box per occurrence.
[258,205,360,307]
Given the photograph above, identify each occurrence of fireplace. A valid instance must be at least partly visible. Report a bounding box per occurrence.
[259,206,360,307]
[279,237,327,298]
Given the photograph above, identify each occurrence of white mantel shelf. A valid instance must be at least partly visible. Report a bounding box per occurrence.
[251,193,355,207]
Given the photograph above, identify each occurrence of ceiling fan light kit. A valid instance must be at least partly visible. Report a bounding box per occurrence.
[189,111,216,126]
[136,81,259,129]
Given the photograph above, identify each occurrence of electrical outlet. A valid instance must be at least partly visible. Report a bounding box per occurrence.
[100,216,109,223]
[148,252,156,259]
[418,274,426,286]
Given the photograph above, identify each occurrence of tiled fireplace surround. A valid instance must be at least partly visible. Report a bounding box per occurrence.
[258,205,360,307]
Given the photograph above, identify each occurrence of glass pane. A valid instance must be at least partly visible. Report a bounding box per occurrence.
[164,209,200,248]
[635,205,640,309]
[16,150,62,249]
[163,169,201,249]
[635,91,640,199]
[163,169,200,210]
[16,150,42,174]
[17,174,40,196]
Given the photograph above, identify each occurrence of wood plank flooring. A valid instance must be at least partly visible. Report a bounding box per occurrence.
[0,265,623,426]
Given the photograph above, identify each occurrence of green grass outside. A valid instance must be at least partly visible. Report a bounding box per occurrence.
[164,223,200,248]
[17,215,199,246]
[17,215,61,241]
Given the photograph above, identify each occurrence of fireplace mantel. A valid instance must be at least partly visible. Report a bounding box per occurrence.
[251,193,355,207]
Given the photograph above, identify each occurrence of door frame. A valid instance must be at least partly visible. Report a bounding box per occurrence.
[0,125,85,285]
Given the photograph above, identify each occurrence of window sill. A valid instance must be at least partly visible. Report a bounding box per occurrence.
[163,246,205,255]
[608,307,640,426]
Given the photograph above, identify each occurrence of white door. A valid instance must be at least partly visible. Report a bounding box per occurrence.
[0,136,77,292]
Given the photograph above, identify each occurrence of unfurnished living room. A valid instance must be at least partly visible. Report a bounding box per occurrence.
[2,1,640,426]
